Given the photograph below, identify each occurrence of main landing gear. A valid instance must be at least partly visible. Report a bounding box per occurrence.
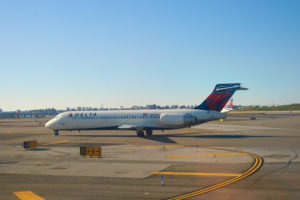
[136,129,153,137]
[146,129,152,136]
[136,130,144,137]
[54,130,59,136]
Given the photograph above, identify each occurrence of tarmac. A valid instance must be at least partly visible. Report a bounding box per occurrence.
[0,112,300,200]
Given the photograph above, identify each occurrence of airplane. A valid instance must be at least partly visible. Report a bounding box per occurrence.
[221,99,234,113]
[45,83,247,136]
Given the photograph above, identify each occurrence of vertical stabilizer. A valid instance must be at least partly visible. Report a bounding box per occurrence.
[194,83,247,112]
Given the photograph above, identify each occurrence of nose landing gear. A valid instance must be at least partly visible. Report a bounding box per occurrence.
[54,130,59,136]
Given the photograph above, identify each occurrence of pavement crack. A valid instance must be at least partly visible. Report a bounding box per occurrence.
[251,147,298,184]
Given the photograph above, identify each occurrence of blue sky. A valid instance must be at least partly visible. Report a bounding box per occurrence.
[0,0,299,111]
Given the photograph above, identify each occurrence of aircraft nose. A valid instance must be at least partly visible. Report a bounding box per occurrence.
[45,119,55,129]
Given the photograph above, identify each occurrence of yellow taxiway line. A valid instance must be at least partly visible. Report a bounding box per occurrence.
[41,140,69,146]
[122,145,184,149]
[151,172,242,177]
[166,149,263,200]
[14,191,45,200]
[168,152,247,158]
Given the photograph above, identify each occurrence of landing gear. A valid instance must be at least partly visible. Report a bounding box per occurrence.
[136,130,144,137]
[146,129,153,136]
[54,130,59,136]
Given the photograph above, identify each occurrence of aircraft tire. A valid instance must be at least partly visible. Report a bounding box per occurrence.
[137,130,144,137]
[146,129,152,136]
[54,130,59,136]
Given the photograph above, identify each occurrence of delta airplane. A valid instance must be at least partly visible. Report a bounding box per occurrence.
[221,99,234,113]
[45,83,247,136]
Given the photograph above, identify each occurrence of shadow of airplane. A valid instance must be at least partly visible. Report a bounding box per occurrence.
[66,132,278,144]
[27,147,50,151]
[164,133,277,139]
[68,134,137,138]
[67,134,178,143]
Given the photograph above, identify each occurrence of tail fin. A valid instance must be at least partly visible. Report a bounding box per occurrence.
[194,83,247,112]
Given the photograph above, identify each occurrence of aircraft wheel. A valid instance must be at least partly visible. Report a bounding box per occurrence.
[146,129,152,136]
[137,130,144,137]
[54,130,59,136]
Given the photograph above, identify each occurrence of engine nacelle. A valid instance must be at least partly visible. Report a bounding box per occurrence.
[160,113,196,126]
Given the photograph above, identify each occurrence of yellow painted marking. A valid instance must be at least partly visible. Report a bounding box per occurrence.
[122,145,183,149]
[168,152,247,158]
[166,149,263,200]
[175,130,188,133]
[42,140,68,145]
[151,172,242,177]
[6,130,12,134]
[14,191,45,200]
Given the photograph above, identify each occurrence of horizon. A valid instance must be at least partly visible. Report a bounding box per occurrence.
[1,0,300,110]
[2,102,300,113]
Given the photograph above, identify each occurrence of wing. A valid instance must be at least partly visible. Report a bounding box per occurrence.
[118,124,156,130]
[118,124,142,129]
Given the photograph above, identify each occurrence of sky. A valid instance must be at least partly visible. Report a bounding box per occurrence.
[0,0,299,111]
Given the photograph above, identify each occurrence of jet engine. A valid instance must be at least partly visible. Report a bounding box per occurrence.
[160,113,196,126]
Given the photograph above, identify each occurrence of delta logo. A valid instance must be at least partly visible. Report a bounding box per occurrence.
[70,113,97,118]
[68,113,97,118]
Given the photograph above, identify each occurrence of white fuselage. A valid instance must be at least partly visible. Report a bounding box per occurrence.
[45,109,226,131]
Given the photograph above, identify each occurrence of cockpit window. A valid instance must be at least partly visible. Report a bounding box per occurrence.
[55,114,63,119]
